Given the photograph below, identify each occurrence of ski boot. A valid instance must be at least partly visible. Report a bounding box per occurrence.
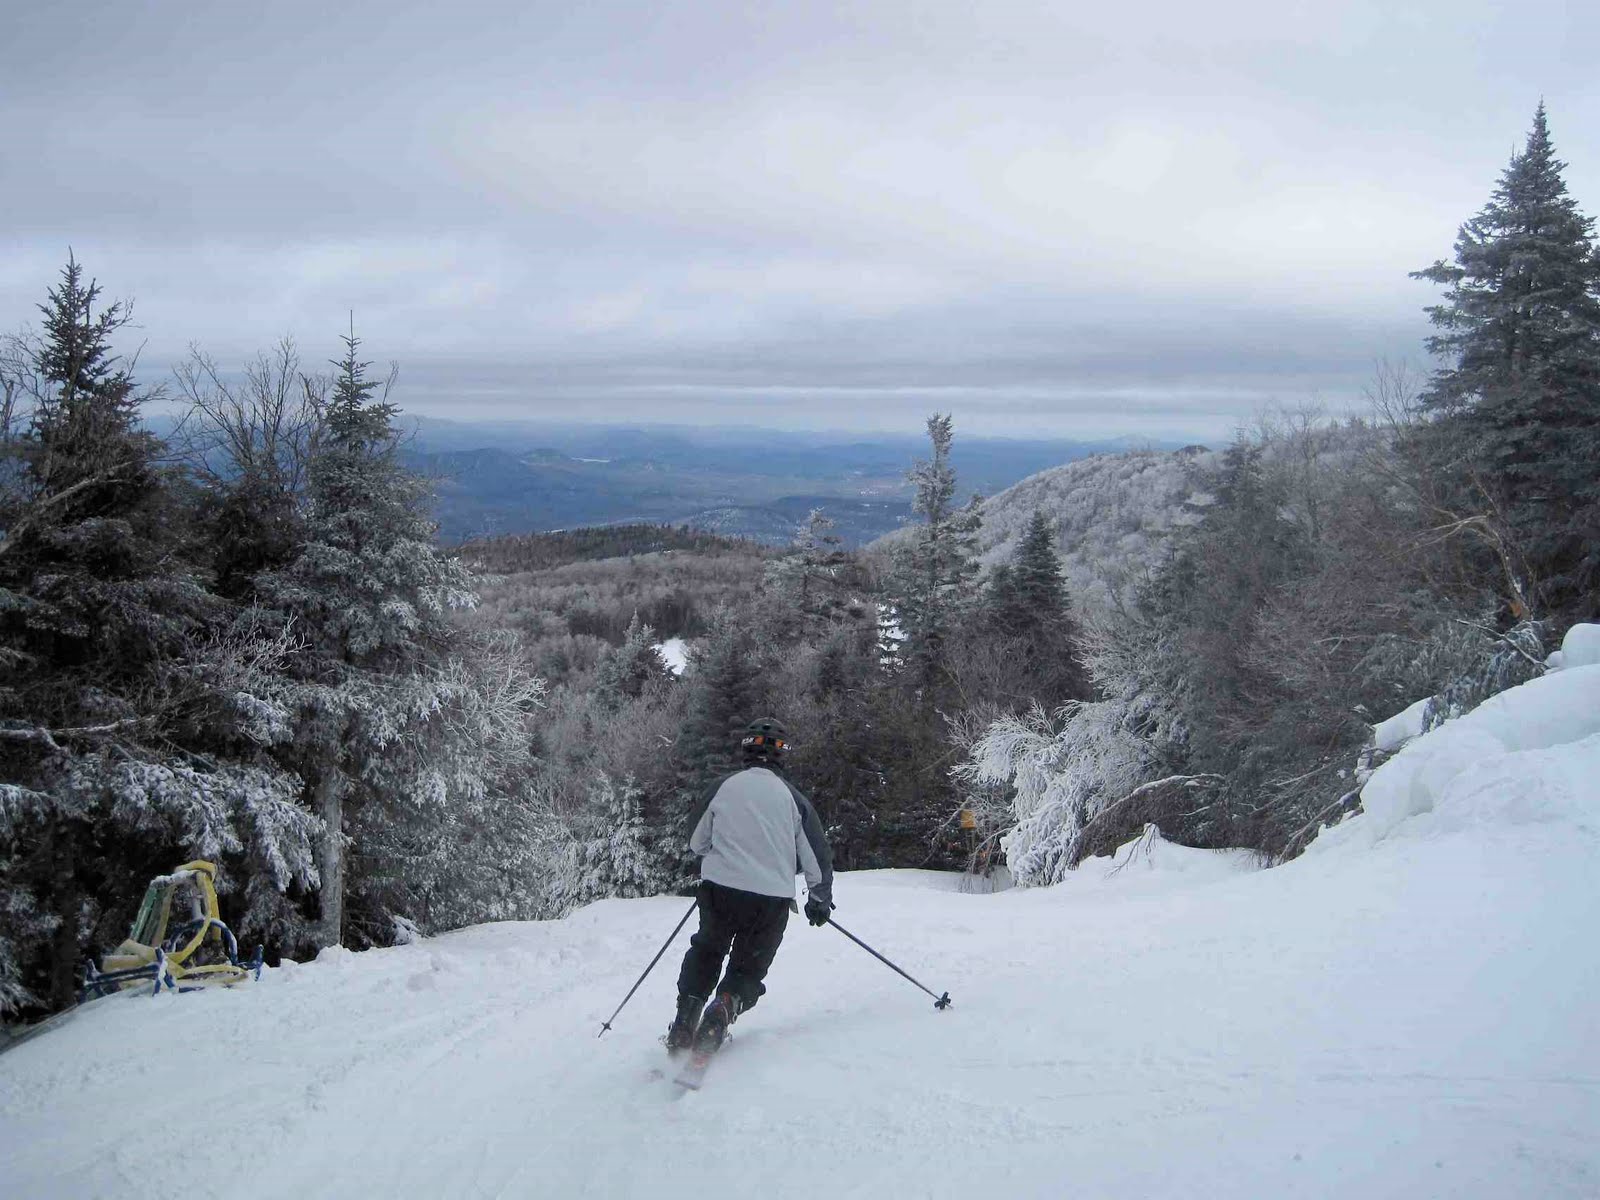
[693,989,742,1054]
[665,993,703,1054]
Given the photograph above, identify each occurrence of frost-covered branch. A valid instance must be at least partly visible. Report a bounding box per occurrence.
[0,717,146,754]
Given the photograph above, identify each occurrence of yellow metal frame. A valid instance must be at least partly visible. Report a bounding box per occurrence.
[94,861,256,992]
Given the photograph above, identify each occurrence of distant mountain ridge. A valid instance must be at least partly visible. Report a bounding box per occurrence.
[400,419,1192,545]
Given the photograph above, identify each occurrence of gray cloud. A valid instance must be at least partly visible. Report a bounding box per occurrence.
[4,0,1596,439]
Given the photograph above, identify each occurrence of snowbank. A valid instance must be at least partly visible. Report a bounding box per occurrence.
[1371,696,1430,752]
[1315,636,1600,854]
[963,825,1264,914]
[1547,621,1600,670]
[844,867,1014,893]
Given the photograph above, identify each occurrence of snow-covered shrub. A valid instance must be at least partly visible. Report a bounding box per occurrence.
[1420,620,1547,732]
[958,699,1158,886]
[541,773,670,915]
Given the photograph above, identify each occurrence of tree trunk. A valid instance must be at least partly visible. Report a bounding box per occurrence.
[48,822,81,1010]
[314,771,344,948]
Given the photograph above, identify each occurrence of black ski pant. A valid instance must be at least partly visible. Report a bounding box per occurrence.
[676,880,791,1012]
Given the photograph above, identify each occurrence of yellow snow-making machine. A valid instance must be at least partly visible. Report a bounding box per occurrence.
[80,860,263,1001]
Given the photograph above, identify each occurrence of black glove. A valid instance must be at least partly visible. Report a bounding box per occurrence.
[804,898,832,927]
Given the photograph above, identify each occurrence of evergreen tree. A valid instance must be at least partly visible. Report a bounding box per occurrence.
[889,414,983,693]
[666,613,766,884]
[594,612,670,709]
[0,261,316,1012]
[983,562,1017,631]
[1411,104,1600,618]
[990,510,1069,634]
[256,333,479,947]
[766,507,849,628]
[868,416,984,867]
[22,256,153,516]
[544,773,665,911]
[978,508,1087,707]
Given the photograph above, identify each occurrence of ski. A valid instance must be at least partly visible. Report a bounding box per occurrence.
[673,1050,714,1091]
[671,1032,729,1091]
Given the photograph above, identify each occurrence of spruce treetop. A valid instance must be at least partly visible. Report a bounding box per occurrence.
[324,333,399,454]
[34,254,133,409]
[1412,104,1600,406]
[19,255,155,513]
[1408,104,1600,616]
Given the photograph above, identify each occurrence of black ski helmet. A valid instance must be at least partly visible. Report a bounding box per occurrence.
[741,716,789,762]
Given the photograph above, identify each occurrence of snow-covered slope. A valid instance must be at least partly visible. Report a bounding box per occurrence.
[4,658,1599,1199]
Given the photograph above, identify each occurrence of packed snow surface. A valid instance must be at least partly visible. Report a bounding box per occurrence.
[5,664,1600,1198]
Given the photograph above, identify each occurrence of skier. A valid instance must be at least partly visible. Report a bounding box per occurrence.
[666,716,834,1055]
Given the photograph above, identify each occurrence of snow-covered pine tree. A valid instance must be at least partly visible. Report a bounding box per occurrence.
[766,507,850,629]
[1421,619,1547,732]
[955,596,1207,885]
[888,415,983,693]
[542,772,666,914]
[1411,105,1600,620]
[360,631,546,933]
[253,333,483,948]
[975,508,1087,708]
[665,612,767,884]
[0,260,317,1013]
[867,417,986,866]
[594,611,671,710]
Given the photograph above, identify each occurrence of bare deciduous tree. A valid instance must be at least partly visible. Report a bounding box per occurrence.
[173,337,325,495]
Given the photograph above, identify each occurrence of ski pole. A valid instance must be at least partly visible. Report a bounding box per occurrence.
[826,919,952,1010]
[598,897,698,1037]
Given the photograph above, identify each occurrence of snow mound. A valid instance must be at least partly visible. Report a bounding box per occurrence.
[1315,659,1600,854]
[1049,824,1261,896]
[1547,621,1600,670]
[1371,696,1430,752]
[844,868,1014,893]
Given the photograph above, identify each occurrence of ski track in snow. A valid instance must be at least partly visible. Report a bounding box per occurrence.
[7,649,1600,1200]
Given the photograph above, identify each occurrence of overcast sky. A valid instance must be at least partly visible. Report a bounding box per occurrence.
[5,1,1597,439]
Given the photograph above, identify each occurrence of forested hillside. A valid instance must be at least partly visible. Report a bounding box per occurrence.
[873,444,1219,614]
[3,106,1597,1029]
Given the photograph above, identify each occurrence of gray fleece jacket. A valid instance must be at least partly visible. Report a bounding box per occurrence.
[688,767,834,907]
